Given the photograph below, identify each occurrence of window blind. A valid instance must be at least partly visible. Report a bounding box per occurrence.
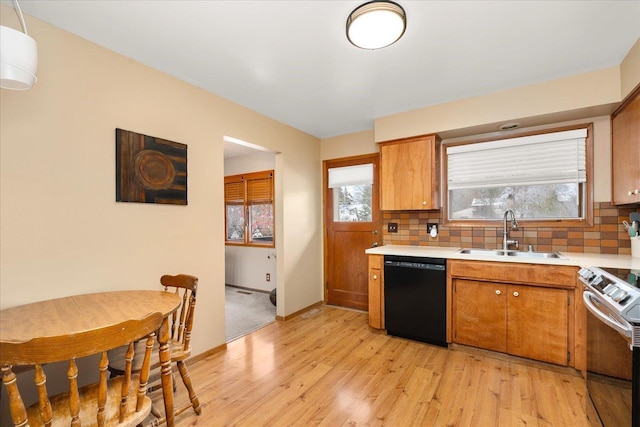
[447,129,587,190]
[328,164,373,188]
[247,172,273,204]
[224,179,244,204]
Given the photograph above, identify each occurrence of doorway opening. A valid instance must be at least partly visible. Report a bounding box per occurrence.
[224,136,277,341]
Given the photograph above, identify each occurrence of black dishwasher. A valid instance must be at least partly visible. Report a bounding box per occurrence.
[384,255,447,347]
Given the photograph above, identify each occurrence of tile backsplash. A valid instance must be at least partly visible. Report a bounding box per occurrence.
[382,202,639,255]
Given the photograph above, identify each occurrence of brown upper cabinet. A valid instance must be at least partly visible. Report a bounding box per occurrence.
[611,87,640,206]
[379,134,441,210]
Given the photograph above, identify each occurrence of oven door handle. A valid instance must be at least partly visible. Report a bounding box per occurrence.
[583,291,633,338]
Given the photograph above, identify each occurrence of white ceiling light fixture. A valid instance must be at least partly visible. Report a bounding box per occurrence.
[346,1,406,50]
[1,0,38,90]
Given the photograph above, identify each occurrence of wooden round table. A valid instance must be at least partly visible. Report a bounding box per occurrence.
[0,290,181,427]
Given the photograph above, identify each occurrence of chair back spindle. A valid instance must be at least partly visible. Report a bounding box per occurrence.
[161,274,197,352]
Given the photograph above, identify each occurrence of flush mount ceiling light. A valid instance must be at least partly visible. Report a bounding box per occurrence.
[0,0,38,90]
[346,1,406,50]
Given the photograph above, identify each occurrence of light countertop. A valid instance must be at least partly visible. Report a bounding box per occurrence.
[366,245,640,270]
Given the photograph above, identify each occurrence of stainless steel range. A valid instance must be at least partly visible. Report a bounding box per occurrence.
[579,266,640,427]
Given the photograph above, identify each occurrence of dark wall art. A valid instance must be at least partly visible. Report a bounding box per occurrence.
[116,128,187,205]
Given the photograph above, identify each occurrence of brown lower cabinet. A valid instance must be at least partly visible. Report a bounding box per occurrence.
[368,255,384,329]
[453,279,569,365]
[449,260,579,367]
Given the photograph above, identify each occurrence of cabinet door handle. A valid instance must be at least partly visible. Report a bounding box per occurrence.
[513,291,519,297]
[422,201,427,206]
[372,274,378,280]
[495,290,501,295]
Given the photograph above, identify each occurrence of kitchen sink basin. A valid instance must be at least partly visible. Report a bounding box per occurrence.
[457,248,565,259]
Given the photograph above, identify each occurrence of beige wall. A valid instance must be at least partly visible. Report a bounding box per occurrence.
[320,129,377,161]
[0,7,322,357]
[374,66,622,142]
[373,37,639,159]
[620,38,640,98]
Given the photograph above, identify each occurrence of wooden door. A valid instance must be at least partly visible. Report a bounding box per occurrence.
[507,285,568,365]
[453,279,507,352]
[324,154,380,311]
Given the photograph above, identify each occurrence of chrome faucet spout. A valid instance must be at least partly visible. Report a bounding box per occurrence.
[502,209,519,252]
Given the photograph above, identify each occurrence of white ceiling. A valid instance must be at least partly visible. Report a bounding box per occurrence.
[8,0,640,140]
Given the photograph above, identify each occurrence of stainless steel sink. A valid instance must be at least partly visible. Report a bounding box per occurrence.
[457,248,565,259]
[505,251,565,259]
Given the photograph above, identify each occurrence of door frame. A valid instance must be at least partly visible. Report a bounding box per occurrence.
[322,153,381,306]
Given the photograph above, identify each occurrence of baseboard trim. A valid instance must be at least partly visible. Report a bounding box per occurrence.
[186,342,227,366]
[276,301,323,322]
[225,284,272,294]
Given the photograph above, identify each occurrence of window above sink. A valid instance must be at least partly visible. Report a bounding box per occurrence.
[443,124,594,228]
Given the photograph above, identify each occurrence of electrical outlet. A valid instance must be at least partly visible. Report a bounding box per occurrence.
[388,222,398,233]
[266,273,271,282]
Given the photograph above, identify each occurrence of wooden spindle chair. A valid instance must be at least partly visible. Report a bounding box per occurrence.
[108,274,201,424]
[154,274,201,421]
[0,311,163,427]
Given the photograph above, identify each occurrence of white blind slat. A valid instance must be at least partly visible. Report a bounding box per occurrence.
[447,129,587,190]
[328,164,373,188]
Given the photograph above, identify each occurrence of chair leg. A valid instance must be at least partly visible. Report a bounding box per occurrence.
[148,372,176,393]
[176,361,201,415]
[144,404,164,426]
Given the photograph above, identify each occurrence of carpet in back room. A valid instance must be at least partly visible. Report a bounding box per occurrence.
[225,285,276,342]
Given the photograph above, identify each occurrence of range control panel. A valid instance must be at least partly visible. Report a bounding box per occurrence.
[579,266,640,324]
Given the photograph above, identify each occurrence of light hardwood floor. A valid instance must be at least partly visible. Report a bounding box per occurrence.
[160,305,592,426]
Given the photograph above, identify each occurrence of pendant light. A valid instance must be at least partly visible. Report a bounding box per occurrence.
[1,0,38,90]
[346,1,406,50]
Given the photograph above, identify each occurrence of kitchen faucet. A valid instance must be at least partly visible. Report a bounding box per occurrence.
[503,209,519,252]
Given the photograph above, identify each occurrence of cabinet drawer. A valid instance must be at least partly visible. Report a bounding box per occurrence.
[449,260,577,288]
[369,254,383,269]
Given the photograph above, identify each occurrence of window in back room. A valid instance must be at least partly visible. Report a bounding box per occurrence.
[225,170,274,246]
